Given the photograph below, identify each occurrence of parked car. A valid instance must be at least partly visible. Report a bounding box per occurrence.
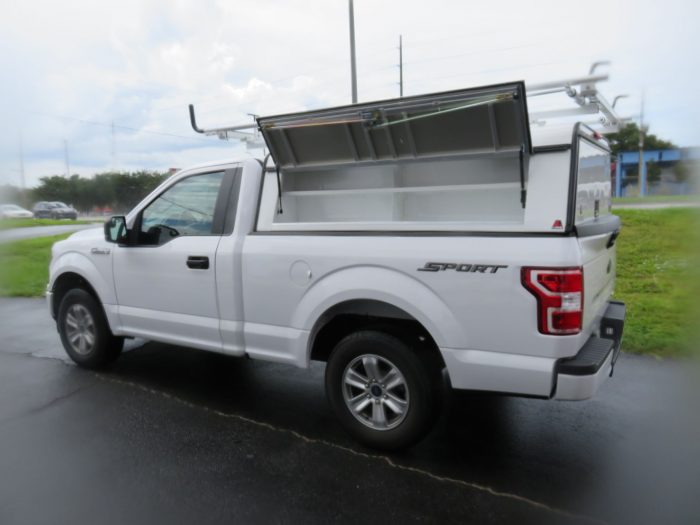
[0,204,34,219]
[46,81,625,450]
[33,201,78,220]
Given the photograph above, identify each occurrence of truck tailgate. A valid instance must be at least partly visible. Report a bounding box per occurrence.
[579,232,616,329]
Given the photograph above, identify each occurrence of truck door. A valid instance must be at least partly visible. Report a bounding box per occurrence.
[113,168,239,351]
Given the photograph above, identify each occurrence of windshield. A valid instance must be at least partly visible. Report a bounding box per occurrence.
[51,202,68,208]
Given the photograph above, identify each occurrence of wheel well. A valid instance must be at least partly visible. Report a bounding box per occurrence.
[51,272,101,318]
[309,300,445,371]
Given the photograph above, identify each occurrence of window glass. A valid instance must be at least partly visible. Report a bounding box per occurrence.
[575,140,611,224]
[140,171,224,241]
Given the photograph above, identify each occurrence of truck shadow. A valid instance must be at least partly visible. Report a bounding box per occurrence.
[103,341,615,513]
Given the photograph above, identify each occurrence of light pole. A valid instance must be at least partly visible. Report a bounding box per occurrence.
[399,34,403,97]
[64,139,71,177]
[348,0,357,103]
[638,92,647,197]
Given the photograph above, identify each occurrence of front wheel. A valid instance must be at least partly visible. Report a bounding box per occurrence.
[325,330,440,450]
[57,288,123,369]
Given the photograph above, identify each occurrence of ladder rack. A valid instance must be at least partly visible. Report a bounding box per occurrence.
[526,63,626,130]
[188,63,628,143]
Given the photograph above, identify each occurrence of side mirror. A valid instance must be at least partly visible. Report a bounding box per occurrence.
[104,216,128,244]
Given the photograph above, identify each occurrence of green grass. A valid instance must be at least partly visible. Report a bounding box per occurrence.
[614,208,698,358]
[0,218,97,230]
[613,194,698,205]
[0,234,72,296]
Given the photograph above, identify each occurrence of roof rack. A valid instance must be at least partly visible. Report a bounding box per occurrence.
[188,62,628,143]
[526,62,625,130]
[188,104,263,148]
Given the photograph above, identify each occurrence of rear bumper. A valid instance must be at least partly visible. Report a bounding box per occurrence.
[553,301,626,400]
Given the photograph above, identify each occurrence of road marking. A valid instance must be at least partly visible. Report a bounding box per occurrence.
[95,373,607,524]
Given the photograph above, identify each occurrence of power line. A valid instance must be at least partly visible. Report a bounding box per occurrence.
[406,58,594,90]
[27,110,216,143]
[401,40,551,68]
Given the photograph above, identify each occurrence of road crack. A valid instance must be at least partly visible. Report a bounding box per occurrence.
[0,383,95,427]
[95,373,607,524]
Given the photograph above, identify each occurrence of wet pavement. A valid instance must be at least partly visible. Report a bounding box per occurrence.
[0,298,698,524]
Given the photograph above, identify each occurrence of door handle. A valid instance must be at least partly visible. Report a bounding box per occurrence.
[186,256,209,270]
[606,230,620,249]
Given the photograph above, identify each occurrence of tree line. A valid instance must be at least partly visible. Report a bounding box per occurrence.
[0,170,171,213]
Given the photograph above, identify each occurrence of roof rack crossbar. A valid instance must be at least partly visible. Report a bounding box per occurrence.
[526,68,624,129]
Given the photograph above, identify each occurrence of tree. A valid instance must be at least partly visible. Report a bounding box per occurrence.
[27,170,170,213]
[672,161,691,183]
[645,160,662,184]
[606,123,675,156]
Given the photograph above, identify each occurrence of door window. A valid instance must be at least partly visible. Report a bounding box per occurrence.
[140,171,225,244]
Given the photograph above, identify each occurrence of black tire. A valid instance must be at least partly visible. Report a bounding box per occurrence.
[325,330,440,450]
[57,288,123,369]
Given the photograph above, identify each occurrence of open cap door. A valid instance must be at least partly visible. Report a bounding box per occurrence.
[257,82,531,170]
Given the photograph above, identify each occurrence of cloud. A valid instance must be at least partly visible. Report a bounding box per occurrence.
[0,0,698,187]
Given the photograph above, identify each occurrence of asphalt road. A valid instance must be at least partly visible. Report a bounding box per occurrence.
[613,201,699,210]
[0,298,697,525]
[0,223,100,244]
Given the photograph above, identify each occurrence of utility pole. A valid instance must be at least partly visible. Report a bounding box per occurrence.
[638,92,646,197]
[399,34,404,97]
[64,139,71,177]
[18,131,26,190]
[111,120,116,171]
[348,0,357,103]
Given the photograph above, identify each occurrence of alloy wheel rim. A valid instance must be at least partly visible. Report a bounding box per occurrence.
[64,304,96,356]
[342,354,409,431]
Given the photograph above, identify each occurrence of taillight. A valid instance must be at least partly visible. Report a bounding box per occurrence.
[522,267,583,335]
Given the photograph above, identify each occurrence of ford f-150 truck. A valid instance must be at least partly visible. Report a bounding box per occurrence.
[47,81,625,449]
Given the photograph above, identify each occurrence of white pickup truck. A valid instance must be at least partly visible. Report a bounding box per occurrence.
[47,81,625,449]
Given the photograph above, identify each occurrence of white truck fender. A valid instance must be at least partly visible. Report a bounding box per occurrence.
[290,266,467,354]
[49,251,119,330]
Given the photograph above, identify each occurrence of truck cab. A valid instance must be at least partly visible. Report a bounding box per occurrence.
[47,79,625,450]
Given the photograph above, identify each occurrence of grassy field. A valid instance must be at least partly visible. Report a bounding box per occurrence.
[0,234,72,296]
[0,218,97,230]
[614,208,697,358]
[0,209,696,358]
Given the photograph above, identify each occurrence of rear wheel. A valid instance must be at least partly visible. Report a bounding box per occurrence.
[325,330,440,450]
[57,288,123,369]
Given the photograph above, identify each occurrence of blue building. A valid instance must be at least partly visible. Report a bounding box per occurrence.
[614,147,700,197]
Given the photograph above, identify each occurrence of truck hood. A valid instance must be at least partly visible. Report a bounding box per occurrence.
[66,226,103,241]
[52,226,104,257]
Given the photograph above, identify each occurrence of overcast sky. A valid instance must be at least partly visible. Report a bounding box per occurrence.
[1,0,698,187]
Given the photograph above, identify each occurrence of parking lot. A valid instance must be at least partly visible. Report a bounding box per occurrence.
[0,297,697,524]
